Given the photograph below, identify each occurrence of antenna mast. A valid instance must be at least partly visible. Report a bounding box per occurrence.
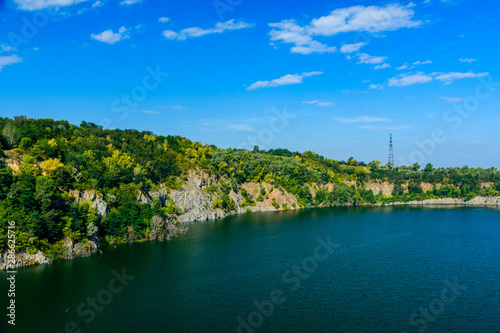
[388,133,394,166]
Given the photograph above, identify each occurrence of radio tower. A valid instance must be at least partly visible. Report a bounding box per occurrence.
[388,133,394,166]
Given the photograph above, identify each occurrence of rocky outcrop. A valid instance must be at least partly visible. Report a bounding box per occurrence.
[365,180,394,196]
[395,196,500,206]
[62,237,100,259]
[0,250,50,270]
[70,189,109,217]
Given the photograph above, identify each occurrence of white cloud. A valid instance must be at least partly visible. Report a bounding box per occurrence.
[333,116,390,123]
[0,55,23,71]
[433,71,488,84]
[459,58,477,63]
[413,59,432,65]
[307,4,422,36]
[396,63,409,70]
[407,2,416,7]
[120,0,141,5]
[388,72,433,86]
[269,4,421,55]
[13,0,86,11]
[369,83,384,89]
[91,0,102,7]
[387,71,488,87]
[357,53,387,64]
[302,100,334,107]
[159,17,170,23]
[269,20,336,54]
[374,63,390,70]
[247,71,322,90]
[163,20,253,41]
[0,44,13,53]
[339,42,366,53]
[439,96,463,104]
[91,26,129,44]
[141,110,160,115]
[226,124,256,132]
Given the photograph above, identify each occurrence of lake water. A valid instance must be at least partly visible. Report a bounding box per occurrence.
[2,206,500,333]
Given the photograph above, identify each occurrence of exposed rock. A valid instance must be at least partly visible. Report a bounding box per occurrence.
[395,196,500,206]
[0,250,50,270]
[70,189,109,217]
[62,237,99,259]
[365,180,394,196]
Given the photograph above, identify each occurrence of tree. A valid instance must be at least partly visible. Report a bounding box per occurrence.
[18,137,33,151]
[2,123,20,149]
[41,158,64,177]
[424,163,434,172]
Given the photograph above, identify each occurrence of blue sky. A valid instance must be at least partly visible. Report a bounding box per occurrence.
[1,0,499,168]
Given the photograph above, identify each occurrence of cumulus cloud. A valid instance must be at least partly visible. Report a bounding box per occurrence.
[386,71,489,87]
[396,63,409,70]
[333,116,390,123]
[302,100,334,107]
[369,83,384,89]
[308,4,422,35]
[413,59,432,65]
[163,20,253,41]
[357,53,387,64]
[91,26,129,44]
[0,44,13,53]
[0,55,23,71]
[340,42,366,53]
[91,0,102,7]
[159,17,170,23]
[269,20,336,54]
[388,72,433,86]
[433,71,488,84]
[247,71,322,90]
[120,0,141,5]
[13,0,86,11]
[374,63,390,70]
[459,58,477,63]
[269,4,422,54]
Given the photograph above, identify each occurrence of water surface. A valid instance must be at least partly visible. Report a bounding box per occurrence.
[2,206,500,332]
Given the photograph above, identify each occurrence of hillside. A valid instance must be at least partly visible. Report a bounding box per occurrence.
[1,116,499,268]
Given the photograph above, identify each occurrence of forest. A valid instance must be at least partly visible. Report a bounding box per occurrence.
[1,116,499,257]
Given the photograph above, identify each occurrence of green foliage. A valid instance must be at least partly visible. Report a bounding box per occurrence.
[271,198,280,209]
[0,116,499,254]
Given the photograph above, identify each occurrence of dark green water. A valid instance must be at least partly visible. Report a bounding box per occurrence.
[2,206,500,333]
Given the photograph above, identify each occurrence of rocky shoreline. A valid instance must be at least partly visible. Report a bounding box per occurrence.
[2,170,499,270]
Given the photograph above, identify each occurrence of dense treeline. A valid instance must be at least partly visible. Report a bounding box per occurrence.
[1,116,499,257]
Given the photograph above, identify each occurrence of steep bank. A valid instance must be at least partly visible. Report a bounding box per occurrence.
[2,171,499,270]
